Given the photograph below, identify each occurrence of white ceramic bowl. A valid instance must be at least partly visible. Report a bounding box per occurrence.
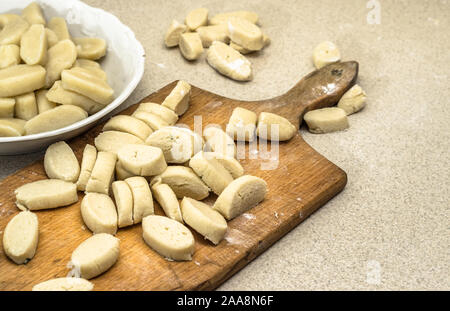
[0,0,145,155]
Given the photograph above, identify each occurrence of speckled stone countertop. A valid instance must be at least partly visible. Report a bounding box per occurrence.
[1,0,448,290]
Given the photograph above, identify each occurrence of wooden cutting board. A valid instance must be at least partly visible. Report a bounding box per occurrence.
[0,61,358,291]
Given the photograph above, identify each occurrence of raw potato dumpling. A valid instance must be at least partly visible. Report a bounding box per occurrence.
[73,59,107,81]
[185,8,208,31]
[303,107,349,134]
[111,181,133,228]
[76,144,97,191]
[81,192,118,235]
[15,92,37,121]
[85,151,117,195]
[94,130,144,155]
[151,182,183,223]
[32,278,93,291]
[45,39,77,88]
[44,141,80,182]
[15,179,78,211]
[256,112,297,141]
[197,24,229,47]
[227,17,264,51]
[0,17,29,45]
[161,80,191,115]
[146,126,195,164]
[73,37,107,60]
[0,44,20,69]
[0,118,26,137]
[115,161,134,181]
[209,11,259,25]
[22,2,46,25]
[226,107,257,141]
[117,144,167,177]
[337,84,367,115]
[203,126,236,158]
[20,24,47,65]
[213,175,267,220]
[203,152,244,179]
[0,14,21,28]
[164,20,187,47]
[45,28,58,48]
[24,105,88,135]
[0,98,15,118]
[69,233,119,280]
[47,17,71,41]
[206,41,253,81]
[0,64,46,98]
[103,115,153,141]
[229,33,270,54]
[125,176,154,223]
[179,32,203,61]
[2,211,39,264]
[312,41,341,69]
[189,151,233,195]
[181,197,227,245]
[157,166,210,200]
[35,90,57,113]
[132,111,169,131]
[142,215,195,261]
[135,102,178,125]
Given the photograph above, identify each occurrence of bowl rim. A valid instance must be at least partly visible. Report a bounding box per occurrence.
[0,0,145,144]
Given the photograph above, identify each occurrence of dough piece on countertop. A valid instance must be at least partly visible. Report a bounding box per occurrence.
[161,80,191,116]
[132,110,169,131]
[0,17,29,45]
[185,8,208,31]
[0,64,45,98]
[85,151,117,195]
[0,44,20,69]
[81,192,117,235]
[2,211,39,264]
[146,126,195,164]
[227,17,264,51]
[125,176,154,223]
[111,180,133,228]
[256,112,297,141]
[103,115,153,141]
[226,107,257,141]
[157,166,210,200]
[134,102,178,125]
[229,33,270,54]
[142,215,195,261]
[181,197,227,245]
[44,141,80,182]
[337,84,367,115]
[69,233,119,280]
[20,24,47,65]
[22,2,46,25]
[35,90,57,114]
[32,278,93,291]
[73,37,106,60]
[15,92,37,121]
[209,11,259,25]
[117,144,167,177]
[203,152,244,179]
[0,118,26,137]
[0,98,15,118]
[312,41,340,69]
[303,107,349,134]
[47,17,71,41]
[206,41,252,81]
[45,40,77,88]
[94,130,144,155]
[15,179,78,211]
[164,20,187,47]
[203,126,236,158]
[213,175,267,220]
[76,144,97,191]
[151,181,183,223]
[179,32,203,61]
[197,24,229,47]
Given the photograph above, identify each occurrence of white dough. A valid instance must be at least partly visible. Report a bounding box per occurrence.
[206,41,252,81]
[303,107,349,134]
[124,176,154,224]
[185,8,208,31]
[103,115,153,141]
[85,151,117,195]
[312,41,341,69]
[94,130,144,155]
[227,17,264,51]
[115,161,135,181]
[146,126,195,164]
[0,118,26,137]
[337,84,367,115]
[134,102,178,125]
[179,32,203,61]
[197,24,229,47]
[117,144,167,176]
[76,144,97,191]
[256,112,297,141]
[203,152,244,179]
[44,141,80,183]
[164,20,187,47]
[81,193,118,235]
[151,181,183,223]
[203,126,236,158]
[161,80,191,116]
[32,278,93,291]
[111,180,133,228]
[132,110,169,131]
[157,166,210,200]
[226,107,257,141]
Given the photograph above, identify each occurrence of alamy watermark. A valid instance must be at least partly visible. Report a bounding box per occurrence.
[367,0,381,24]
[366,260,382,285]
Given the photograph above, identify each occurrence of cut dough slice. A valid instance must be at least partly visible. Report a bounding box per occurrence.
[181,197,227,245]
[15,92,37,121]
[132,111,169,131]
[70,233,119,280]
[45,40,77,88]
[94,130,144,155]
[115,161,135,181]
[213,175,267,220]
[35,90,57,114]
[206,41,252,81]
[197,24,229,47]
[47,17,71,41]
[2,211,38,264]
[151,182,183,223]
[337,84,367,115]
[0,14,21,28]
[76,144,97,191]
[20,24,47,65]
[0,118,26,137]
[303,107,349,134]
[0,98,15,118]
[124,176,154,223]
[203,152,244,179]
[0,64,46,98]
[209,11,259,25]
[185,8,208,31]
[73,37,107,60]
[103,115,153,141]
[22,2,46,25]
[111,181,133,228]
[24,105,88,135]
[146,126,195,164]
[203,126,236,158]
[312,41,341,69]
[15,179,78,211]
[164,20,187,47]
[45,28,58,48]
[85,151,117,195]
[227,17,264,51]
[32,278,93,291]
[0,17,29,45]
[226,107,257,141]
[142,215,194,261]
[135,102,178,125]
[179,32,203,61]
[256,112,297,141]
[229,33,270,54]
[0,44,20,69]
[189,151,233,195]
[44,141,80,182]
[117,144,167,176]
[161,80,191,116]
[73,59,107,81]
[81,192,118,235]
[157,166,210,200]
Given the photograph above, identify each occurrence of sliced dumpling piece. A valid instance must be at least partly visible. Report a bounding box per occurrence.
[76,144,97,191]
[203,152,244,179]
[115,161,135,181]
[206,41,252,81]
[111,181,133,228]
[146,126,195,164]
[179,32,203,61]
[185,8,208,31]
[81,192,118,235]
[20,24,47,65]
[181,197,227,245]
[69,233,119,280]
[0,14,21,28]
[36,90,57,113]
[337,84,367,115]
[45,28,58,48]
[142,215,195,261]
[32,278,93,291]
[117,144,167,176]
[0,64,46,98]
[0,98,15,118]
[0,44,20,69]
[73,37,107,60]
[0,118,26,137]
[15,92,37,121]
[151,181,183,223]
[2,211,39,264]
[164,20,187,47]
[189,151,233,195]
[226,107,257,141]
[157,166,210,200]
[85,151,116,195]
[15,179,78,211]
[256,112,297,141]
[22,2,46,25]
[209,11,259,26]
[94,130,144,155]
[45,39,77,88]
[0,17,29,45]
[132,110,169,131]
[197,24,229,48]
[47,17,71,41]
[312,41,341,69]
[134,102,178,125]
[203,126,236,158]
[161,80,191,116]
[303,107,349,134]
[73,59,107,81]
[227,17,264,51]
[103,115,153,141]
[124,176,154,224]
[213,175,267,220]
[44,141,80,183]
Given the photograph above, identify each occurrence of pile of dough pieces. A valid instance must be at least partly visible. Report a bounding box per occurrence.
[2,80,300,291]
[303,41,368,134]
[0,2,113,137]
[164,9,270,81]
